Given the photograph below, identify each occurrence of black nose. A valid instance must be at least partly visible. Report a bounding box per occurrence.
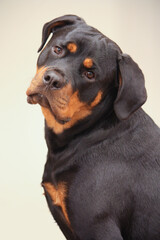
[43,70,65,89]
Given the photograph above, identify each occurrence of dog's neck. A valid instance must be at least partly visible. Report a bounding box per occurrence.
[44,87,119,151]
[43,108,150,181]
[44,108,119,152]
[42,108,119,181]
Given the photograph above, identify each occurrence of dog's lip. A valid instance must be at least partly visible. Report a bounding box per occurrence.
[27,93,50,108]
[27,93,71,124]
[27,94,42,104]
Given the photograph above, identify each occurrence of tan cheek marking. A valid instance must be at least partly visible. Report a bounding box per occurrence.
[26,66,47,96]
[41,90,91,134]
[43,182,71,227]
[91,91,102,107]
[67,43,77,53]
[41,107,63,133]
[41,91,102,134]
[83,58,93,68]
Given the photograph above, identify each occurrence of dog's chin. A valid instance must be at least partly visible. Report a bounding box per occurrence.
[27,94,71,124]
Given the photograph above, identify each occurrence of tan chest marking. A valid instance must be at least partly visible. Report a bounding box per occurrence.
[43,182,70,226]
[41,90,102,134]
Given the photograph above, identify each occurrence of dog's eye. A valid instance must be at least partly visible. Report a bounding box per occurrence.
[85,71,95,80]
[54,46,63,55]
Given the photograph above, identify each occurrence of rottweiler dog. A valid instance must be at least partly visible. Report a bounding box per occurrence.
[26,15,160,240]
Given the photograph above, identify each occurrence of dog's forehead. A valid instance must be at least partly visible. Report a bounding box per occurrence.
[53,24,106,47]
[67,24,102,38]
[37,22,120,69]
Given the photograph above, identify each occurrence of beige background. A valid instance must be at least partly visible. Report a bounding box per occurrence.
[0,0,160,239]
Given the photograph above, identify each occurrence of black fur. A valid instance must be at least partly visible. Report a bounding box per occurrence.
[30,15,160,240]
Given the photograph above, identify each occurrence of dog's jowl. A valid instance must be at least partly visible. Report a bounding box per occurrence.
[26,15,160,240]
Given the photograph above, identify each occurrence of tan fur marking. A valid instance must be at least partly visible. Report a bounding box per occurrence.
[41,90,102,134]
[41,107,63,133]
[26,66,47,96]
[43,182,70,226]
[91,91,103,107]
[83,58,93,68]
[67,43,77,53]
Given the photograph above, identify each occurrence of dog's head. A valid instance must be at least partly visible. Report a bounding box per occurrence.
[26,15,147,134]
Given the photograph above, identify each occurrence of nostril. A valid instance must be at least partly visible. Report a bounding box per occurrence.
[43,70,64,89]
[52,80,61,89]
[44,75,51,82]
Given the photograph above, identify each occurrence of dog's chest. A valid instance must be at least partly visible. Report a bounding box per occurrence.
[43,182,71,227]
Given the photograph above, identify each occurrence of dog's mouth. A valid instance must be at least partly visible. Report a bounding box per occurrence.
[27,93,49,108]
[27,93,71,124]
[26,66,74,125]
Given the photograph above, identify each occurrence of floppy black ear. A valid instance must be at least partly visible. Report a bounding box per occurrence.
[114,54,147,120]
[38,15,85,52]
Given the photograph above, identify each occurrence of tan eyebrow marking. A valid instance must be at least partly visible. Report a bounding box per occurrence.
[67,43,77,53]
[83,58,93,68]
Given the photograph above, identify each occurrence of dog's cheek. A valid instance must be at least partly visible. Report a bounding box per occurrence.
[41,91,102,134]
[52,90,102,122]
[78,81,102,104]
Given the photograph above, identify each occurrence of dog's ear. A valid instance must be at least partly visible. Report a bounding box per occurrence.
[38,15,85,52]
[114,54,147,120]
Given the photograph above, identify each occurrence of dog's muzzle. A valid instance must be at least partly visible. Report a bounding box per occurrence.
[26,68,66,105]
